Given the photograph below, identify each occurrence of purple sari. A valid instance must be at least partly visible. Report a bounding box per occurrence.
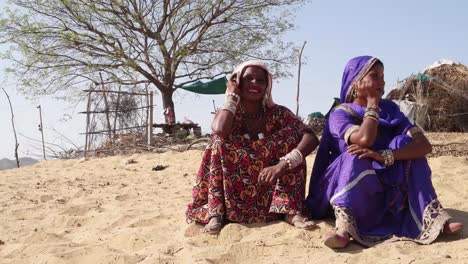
[306,56,451,246]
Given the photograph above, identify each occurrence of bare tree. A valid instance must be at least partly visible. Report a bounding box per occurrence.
[2,87,20,168]
[0,0,309,124]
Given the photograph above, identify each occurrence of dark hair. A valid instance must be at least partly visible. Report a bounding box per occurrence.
[373,59,384,69]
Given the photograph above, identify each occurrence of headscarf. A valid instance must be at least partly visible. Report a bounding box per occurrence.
[227,60,275,107]
[340,55,379,103]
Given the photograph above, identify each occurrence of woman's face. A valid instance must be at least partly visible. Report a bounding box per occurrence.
[239,66,267,102]
[356,64,385,99]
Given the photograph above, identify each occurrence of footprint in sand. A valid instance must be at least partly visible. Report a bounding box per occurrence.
[40,195,53,202]
[184,224,204,238]
[114,194,130,201]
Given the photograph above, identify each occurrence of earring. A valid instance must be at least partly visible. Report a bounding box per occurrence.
[352,88,357,98]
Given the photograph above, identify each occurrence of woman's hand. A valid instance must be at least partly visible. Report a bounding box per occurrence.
[258,161,288,185]
[347,144,384,163]
[356,80,381,106]
[227,73,241,95]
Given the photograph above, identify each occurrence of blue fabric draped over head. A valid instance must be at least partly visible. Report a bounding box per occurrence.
[338,55,406,128]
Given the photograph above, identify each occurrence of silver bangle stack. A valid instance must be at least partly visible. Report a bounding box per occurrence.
[279,149,303,170]
[379,149,394,167]
[221,93,240,114]
[364,110,379,122]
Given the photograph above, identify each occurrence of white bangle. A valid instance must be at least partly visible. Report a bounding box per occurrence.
[221,96,238,114]
[279,148,304,170]
[226,92,240,103]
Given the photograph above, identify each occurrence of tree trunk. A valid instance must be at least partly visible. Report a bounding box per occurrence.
[161,89,176,125]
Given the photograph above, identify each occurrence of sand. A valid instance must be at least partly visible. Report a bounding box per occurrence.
[0,140,467,263]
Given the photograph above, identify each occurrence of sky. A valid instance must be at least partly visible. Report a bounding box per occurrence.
[1,0,468,160]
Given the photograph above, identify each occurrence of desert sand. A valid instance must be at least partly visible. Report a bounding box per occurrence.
[0,134,467,264]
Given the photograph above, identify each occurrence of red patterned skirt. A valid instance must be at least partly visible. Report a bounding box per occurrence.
[186,132,307,224]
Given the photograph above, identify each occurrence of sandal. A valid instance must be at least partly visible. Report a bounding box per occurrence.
[443,221,464,235]
[323,230,350,249]
[203,217,223,235]
[285,214,316,230]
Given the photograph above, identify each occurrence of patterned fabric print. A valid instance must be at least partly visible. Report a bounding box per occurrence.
[186,105,308,224]
[334,199,451,247]
[414,199,451,244]
[334,206,392,247]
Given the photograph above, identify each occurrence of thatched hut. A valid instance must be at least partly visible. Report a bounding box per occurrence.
[386,61,468,132]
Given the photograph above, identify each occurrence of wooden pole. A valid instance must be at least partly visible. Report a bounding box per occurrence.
[147,91,154,147]
[100,73,112,141]
[296,41,307,116]
[113,86,122,135]
[37,105,46,160]
[212,100,217,113]
[84,90,92,158]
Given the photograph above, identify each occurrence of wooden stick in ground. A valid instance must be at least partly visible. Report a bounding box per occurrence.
[1,87,20,168]
[113,86,122,135]
[296,41,307,116]
[100,73,112,141]
[149,91,154,146]
[147,91,154,148]
[37,105,47,160]
[84,89,92,158]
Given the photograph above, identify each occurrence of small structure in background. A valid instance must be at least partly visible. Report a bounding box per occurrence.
[81,79,154,157]
[387,60,468,132]
[81,80,208,158]
[304,112,326,135]
[305,97,340,135]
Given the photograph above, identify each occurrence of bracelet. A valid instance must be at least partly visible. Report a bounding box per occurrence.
[279,149,303,170]
[221,96,238,114]
[366,105,381,112]
[364,115,379,122]
[379,149,394,167]
[226,92,240,102]
[364,110,379,120]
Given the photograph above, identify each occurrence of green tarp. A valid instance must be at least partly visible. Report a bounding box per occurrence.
[415,73,433,81]
[308,112,325,120]
[177,76,227,95]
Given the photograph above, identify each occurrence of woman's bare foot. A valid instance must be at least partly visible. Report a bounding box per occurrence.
[203,217,223,234]
[443,221,464,235]
[323,229,350,249]
[285,214,316,230]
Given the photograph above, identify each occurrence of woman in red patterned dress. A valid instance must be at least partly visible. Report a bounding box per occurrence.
[186,60,320,234]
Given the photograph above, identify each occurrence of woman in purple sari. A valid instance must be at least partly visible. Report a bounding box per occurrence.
[306,55,463,249]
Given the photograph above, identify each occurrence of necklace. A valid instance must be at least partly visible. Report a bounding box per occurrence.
[238,104,266,140]
[241,116,265,140]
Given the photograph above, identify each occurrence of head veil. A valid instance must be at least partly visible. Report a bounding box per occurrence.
[227,60,275,107]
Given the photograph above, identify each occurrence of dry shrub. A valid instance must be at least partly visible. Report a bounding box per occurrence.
[93,132,210,157]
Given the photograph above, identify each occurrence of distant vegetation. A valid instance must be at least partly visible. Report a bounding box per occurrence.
[0,157,38,170]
